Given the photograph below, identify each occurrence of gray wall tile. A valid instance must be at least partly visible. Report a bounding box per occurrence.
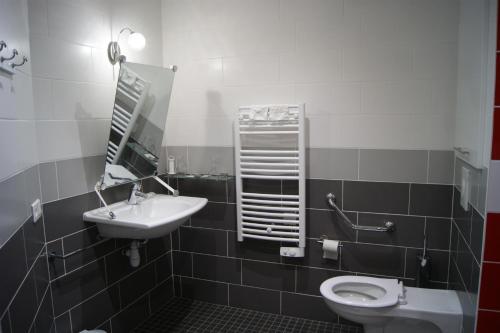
[358,149,427,183]
[477,167,488,214]
[409,184,453,218]
[39,162,58,203]
[188,146,234,175]
[56,156,104,199]
[307,148,358,180]
[343,181,410,214]
[22,166,41,217]
[0,172,29,248]
[166,146,188,174]
[157,146,168,174]
[428,151,454,184]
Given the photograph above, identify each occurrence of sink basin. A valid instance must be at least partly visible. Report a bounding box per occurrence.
[83,193,207,239]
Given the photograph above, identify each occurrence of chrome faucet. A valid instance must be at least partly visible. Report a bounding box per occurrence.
[128,183,147,205]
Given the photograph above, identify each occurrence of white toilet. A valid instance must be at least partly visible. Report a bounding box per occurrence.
[320,276,463,333]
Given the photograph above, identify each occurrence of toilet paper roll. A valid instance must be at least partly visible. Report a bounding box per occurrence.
[322,239,339,260]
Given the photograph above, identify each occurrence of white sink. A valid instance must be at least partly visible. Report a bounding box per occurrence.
[83,193,207,239]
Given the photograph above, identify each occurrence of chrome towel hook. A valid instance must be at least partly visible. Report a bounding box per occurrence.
[0,41,6,52]
[11,56,28,69]
[1,48,18,63]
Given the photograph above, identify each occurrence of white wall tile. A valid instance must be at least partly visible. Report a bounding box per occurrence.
[0,73,33,120]
[110,0,163,67]
[165,116,233,146]
[223,54,280,86]
[343,0,412,46]
[412,43,458,80]
[0,0,37,183]
[307,115,340,148]
[162,31,189,65]
[295,84,332,115]
[77,119,110,157]
[174,58,223,91]
[161,0,460,150]
[32,77,52,119]
[407,0,459,44]
[431,80,458,115]
[330,83,362,115]
[0,75,16,119]
[51,81,114,120]
[27,0,49,36]
[343,44,412,82]
[30,34,93,81]
[220,85,295,116]
[280,49,341,84]
[296,83,361,115]
[283,0,344,50]
[0,0,32,75]
[36,119,109,162]
[91,47,114,84]
[335,114,429,149]
[15,120,38,170]
[27,0,164,163]
[361,80,432,115]
[0,120,21,179]
[12,71,35,120]
[0,120,37,180]
[47,0,111,48]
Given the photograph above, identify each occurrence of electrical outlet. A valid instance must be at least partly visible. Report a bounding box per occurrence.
[31,199,42,223]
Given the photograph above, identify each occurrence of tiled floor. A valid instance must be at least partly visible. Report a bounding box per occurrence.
[133,297,363,333]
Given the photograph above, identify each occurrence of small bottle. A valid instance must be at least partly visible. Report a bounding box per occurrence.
[168,156,176,175]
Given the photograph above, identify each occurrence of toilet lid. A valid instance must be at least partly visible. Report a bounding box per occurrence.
[320,276,404,308]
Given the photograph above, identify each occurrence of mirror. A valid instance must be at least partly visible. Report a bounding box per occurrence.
[454,0,495,170]
[100,62,175,189]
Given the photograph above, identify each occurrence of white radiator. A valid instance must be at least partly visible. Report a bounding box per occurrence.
[234,105,306,255]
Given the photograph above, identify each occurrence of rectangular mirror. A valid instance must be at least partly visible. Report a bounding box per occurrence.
[101,62,175,189]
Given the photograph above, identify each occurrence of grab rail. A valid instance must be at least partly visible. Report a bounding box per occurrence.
[326,193,395,233]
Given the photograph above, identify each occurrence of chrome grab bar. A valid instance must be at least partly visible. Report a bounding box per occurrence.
[326,193,395,233]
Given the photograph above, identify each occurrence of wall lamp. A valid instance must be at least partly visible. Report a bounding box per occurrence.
[107,27,146,65]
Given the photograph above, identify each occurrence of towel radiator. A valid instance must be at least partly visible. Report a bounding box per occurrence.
[234,105,306,256]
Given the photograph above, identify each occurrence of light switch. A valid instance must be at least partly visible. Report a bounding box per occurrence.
[31,198,42,223]
[460,167,470,211]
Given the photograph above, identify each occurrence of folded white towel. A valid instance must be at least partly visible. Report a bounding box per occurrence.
[251,107,269,120]
[268,105,289,120]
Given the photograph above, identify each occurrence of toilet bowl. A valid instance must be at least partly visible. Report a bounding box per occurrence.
[320,276,463,333]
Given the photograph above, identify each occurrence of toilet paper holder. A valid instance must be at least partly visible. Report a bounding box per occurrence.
[316,235,343,247]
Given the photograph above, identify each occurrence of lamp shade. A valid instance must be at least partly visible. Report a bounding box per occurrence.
[128,32,146,50]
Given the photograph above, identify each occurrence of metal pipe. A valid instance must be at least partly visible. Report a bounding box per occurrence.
[49,237,110,260]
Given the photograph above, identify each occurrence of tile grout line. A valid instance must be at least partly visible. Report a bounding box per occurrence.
[407,183,411,215]
[426,150,430,183]
[0,244,46,319]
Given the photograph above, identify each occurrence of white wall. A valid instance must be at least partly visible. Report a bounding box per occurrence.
[28,0,164,163]
[0,0,37,181]
[162,0,459,150]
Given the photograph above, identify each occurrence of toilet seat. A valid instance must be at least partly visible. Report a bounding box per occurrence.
[320,276,405,308]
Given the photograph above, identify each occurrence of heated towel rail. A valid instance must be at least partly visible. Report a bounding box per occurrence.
[235,105,306,251]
